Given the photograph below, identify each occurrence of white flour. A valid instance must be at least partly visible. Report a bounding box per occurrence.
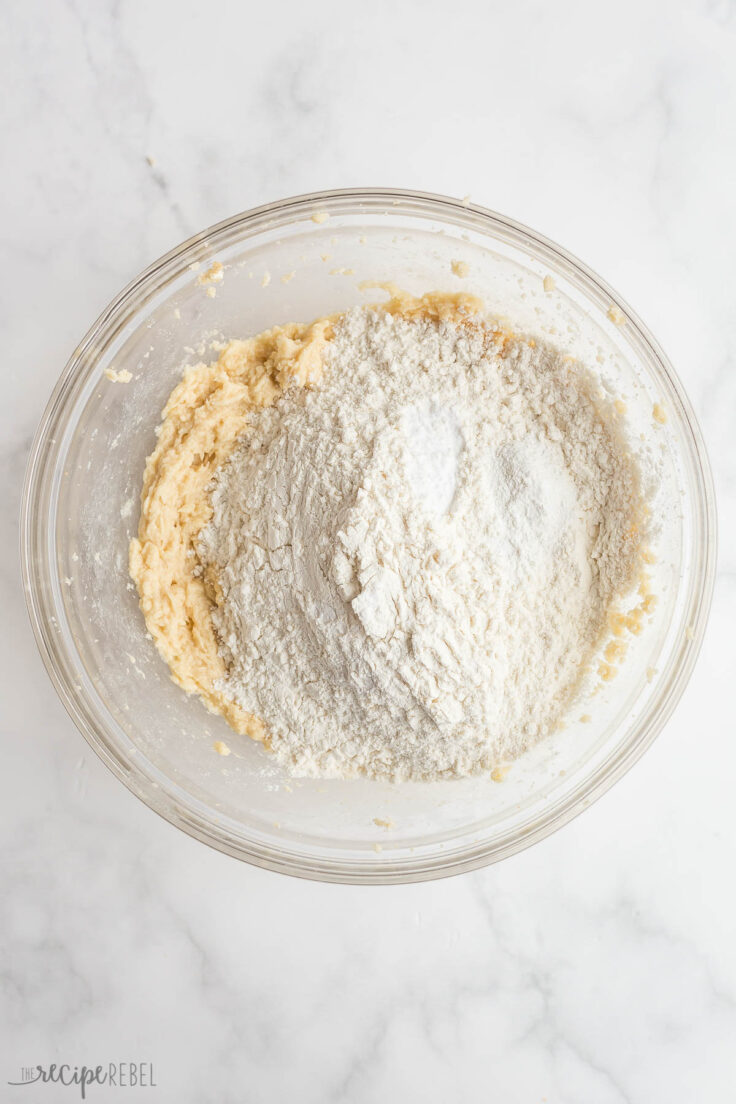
[198,307,642,781]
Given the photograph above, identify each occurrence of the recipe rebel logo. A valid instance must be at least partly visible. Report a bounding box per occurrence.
[8,1062,157,1098]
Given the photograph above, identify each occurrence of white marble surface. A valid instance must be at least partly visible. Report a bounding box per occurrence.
[2,0,735,1100]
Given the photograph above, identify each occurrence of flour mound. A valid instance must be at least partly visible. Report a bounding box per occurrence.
[198,308,642,781]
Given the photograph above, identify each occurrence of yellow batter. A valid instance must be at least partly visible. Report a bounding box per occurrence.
[129,290,482,740]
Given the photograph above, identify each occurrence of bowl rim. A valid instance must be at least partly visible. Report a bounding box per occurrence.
[20,186,717,884]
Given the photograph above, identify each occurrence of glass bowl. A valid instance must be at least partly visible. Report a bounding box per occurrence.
[21,188,716,883]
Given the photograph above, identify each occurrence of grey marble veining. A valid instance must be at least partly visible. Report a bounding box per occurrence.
[1,0,735,1100]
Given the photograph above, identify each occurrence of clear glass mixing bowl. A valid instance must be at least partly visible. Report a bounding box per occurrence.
[21,189,716,883]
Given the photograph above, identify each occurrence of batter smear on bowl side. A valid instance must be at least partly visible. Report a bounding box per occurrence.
[130,290,653,781]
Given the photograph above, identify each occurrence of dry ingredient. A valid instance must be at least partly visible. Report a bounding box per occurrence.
[131,293,649,782]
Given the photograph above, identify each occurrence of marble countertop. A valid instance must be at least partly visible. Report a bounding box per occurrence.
[2,0,735,1100]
